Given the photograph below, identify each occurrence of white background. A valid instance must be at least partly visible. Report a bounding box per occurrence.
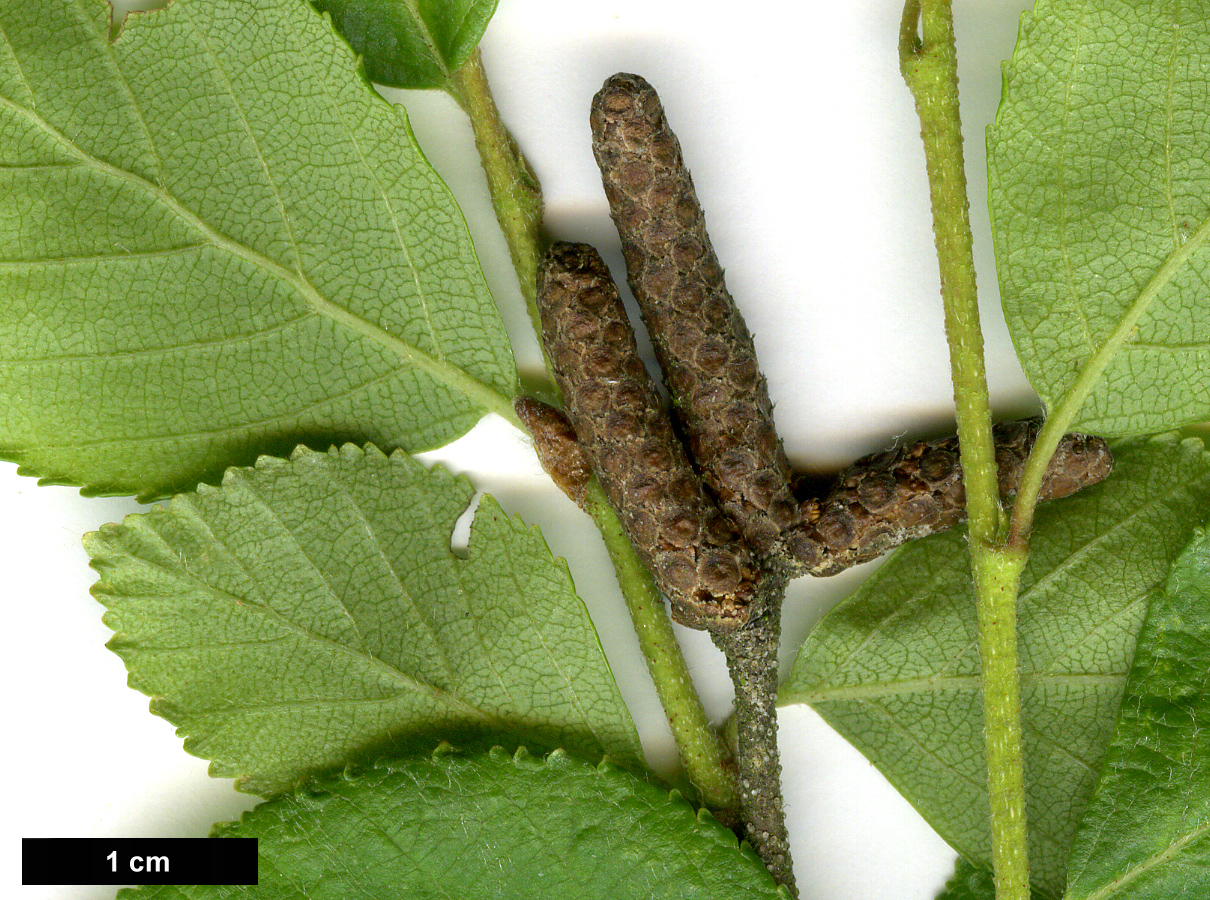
[4,1,1043,897]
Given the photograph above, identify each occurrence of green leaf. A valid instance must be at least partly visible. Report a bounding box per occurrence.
[1063,528,1210,899]
[987,1,1210,436]
[0,0,516,500]
[312,0,500,89]
[935,858,1052,900]
[117,748,783,900]
[780,435,1210,897]
[86,444,642,795]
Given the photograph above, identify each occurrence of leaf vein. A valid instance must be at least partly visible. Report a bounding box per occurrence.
[121,502,487,718]
[176,2,304,276]
[0,243,205,268]
[322,468,461,685]
[0,12,36,109]
[0,83,514,423]
[0,309,315,366]
[87,0,164,184]
[307,42,444,363]
[1053,0,1098,363]
[1084,819,1210,900]
[18,365,416,451]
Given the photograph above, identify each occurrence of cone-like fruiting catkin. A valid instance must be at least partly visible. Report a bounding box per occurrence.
[536,241,761,631]
[798,419,1114,576]
[590,73,812,571]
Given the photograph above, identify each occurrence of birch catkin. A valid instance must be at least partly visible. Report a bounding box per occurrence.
[536,242,761,632]
[590,73,812,571]
[798,419,1114,576]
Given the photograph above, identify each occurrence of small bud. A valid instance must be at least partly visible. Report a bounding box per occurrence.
[514,397,593,508]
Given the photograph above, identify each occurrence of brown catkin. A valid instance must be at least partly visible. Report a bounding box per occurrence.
[514,397,593,508]
[589,73,812,571]
[797,418,1114,576]
[536,241,761,632]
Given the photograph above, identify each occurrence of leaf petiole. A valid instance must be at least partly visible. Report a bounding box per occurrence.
[1007,210,1210,548]
[446,49,557,401]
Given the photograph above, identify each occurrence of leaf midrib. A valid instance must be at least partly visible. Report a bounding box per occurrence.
[107,510,494,724]
[0,72,516,426]
[1044,4,1205,434]
[20,366,413,451]
[1048,208,1210,430]
[397,0,450,81]
[1079,819,1210,900]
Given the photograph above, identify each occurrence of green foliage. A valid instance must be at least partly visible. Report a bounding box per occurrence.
[116,747,783,900]
[781,436,1210,897]
[312,0,500,89]
[8,0,1210,896]
[1063,528,1210,899]
[935,858,1052,900]
[87,444,643,796]
[988,0,1210,437]
[0,0,515,501]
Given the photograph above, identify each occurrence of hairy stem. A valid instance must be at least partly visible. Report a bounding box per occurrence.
[899,0,1001,543]
[446,50,556,398]
[712,574,795,895]
[447,55,741,815]
[901,3,1030,899]
[584,478,740,815]
[973,547,1031,899]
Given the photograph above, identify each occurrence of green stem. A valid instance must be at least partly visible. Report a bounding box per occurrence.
[449,51,742,814]
[899,0,1001,545]
[584,478,740,816]
[446,50,557,399]
[900,3,1030,900]
[973,547,1031,900]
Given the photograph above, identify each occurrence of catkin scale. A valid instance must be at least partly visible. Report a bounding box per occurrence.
[590,73,811,570]
[536,242,760,632]
[797,419,1114,576]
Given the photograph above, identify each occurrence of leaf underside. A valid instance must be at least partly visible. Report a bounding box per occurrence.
[935,858,1050,900]
[0,0,515,500]
[988,0,1210,436]
[1063,528,1210,900]
[311,0,501,89]
[781,436,1210,897]
[87,444,643,796]
[117,749,783,900]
